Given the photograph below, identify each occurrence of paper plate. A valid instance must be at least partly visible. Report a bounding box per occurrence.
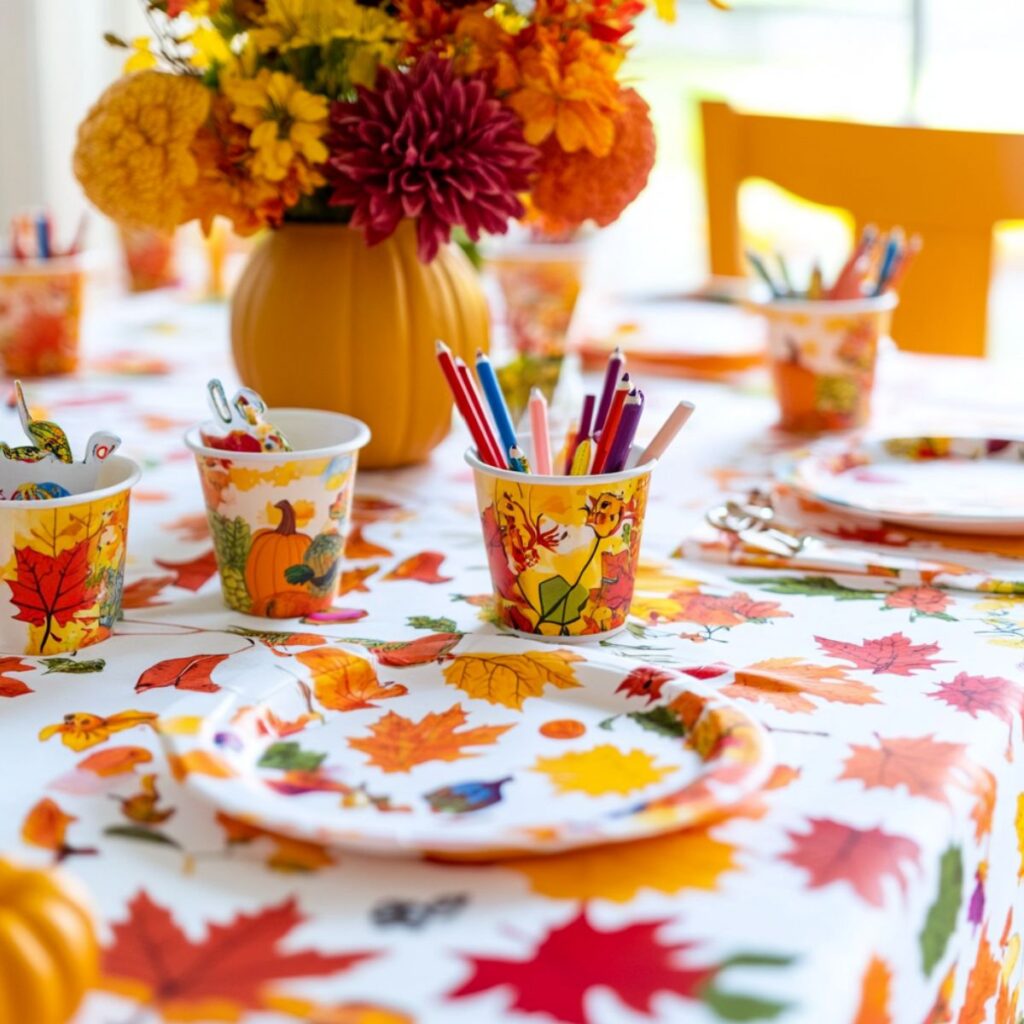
[783,435,1024,535]
[159,644,772,856]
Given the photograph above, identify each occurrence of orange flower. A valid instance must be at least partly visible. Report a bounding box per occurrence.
[530,85,655,231]
[501,28,622,156]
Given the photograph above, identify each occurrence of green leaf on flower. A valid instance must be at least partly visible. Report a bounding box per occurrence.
[257,741,326,772]
[538,575,589,627]
[919,845,962,975]
[40,657,106,674]
[730,576,881,600]
[407,615,458,633]
[626,706,687,737]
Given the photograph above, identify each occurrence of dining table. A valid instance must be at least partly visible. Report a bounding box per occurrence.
[3,288,1023,1024]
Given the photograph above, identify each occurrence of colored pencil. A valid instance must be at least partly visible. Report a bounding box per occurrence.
[36,213,50,261]
[745,250,781,298]
[528,387,552,474]
[593,347,624,432]
[509,445,531,474]
[776,252,795,297]
[828,225,877,300]
[883,234,922,293]
[455,358,506,468]
[570,438,594,476]
[591,374,630,473]
[604,389,644,474]
[807,262,823,300]
[435,341,501,468]
[475,350,518,459]
[638,400,695,465]
[872,229,904,296]
[564,393,595,473]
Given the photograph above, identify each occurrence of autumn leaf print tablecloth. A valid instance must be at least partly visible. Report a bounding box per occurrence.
[3,295,1024,1024]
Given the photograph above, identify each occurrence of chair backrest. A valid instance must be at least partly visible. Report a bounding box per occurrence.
[701,99,1024,357]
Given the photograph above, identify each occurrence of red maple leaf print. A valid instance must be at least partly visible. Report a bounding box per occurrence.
[782,818,920,906]
[447,911,716,1023]
[616,666,678,705]
[815,632,949,676]
[7,541,98,649]
[101,893,374,1019]
[384,552,452,584]
[372,633,463,667]
[480,505,519,601]
[155,549,219,591]
[928,672,1024,753]
[589,549,634,611]
[136,653,231,693]
[0,656,34,697]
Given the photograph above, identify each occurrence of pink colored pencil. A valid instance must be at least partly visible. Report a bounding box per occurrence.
[528,387,552,474]
[638,400,695,464]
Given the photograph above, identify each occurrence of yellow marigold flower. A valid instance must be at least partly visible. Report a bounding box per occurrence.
[503,30,622,157]
[73,71,210,231]
[188,25,232,69]
[223,69,328,182]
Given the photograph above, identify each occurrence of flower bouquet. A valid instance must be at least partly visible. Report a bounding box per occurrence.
[74,0,708,466]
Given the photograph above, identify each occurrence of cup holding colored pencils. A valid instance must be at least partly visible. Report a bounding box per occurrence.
[0,213,88,377]
[746,227,918,434]
[438,341,694,640]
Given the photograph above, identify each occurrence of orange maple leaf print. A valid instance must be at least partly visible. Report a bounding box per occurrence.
[296,647,408,711]
[348,704,513,773]
[722,659,880,714]
[959,934,1000,1024]
[839,734,969,804]
[852,955,892,1024]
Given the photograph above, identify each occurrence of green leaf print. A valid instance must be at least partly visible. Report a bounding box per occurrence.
[407,615,459,633]
[731,576,881,601]
[258,741,327,772]
[919,845,962,976]
[40,657,106,674]
[538,575,590,628]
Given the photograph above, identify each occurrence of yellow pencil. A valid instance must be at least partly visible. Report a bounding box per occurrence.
[570,439,593,475]
[807,262,823,300]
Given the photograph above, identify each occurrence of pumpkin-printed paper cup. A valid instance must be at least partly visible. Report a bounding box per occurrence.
[0,455,140,655]
[752,294,897,434]
[0,259,85,377]
[466,444,654,642]
[185,409,370,618]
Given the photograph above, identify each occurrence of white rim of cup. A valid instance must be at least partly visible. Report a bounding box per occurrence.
[464,446,656,485]
[184,408,372,463]
[0,454,141,509]
[748,292,899,316]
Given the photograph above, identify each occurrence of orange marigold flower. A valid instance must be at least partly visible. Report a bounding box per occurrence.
[74,71,210,231]
[502,28,622,156]
[530,86,655,231]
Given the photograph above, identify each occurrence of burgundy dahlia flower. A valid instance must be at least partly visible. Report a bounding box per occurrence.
[327,54,538,262]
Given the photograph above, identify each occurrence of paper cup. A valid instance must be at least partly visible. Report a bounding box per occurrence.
[466,446,654,642]
[753,294,897,433]
[185,409,370,618]
[0,259,84,376]
[118,224,178,293]
[0,455,140,654]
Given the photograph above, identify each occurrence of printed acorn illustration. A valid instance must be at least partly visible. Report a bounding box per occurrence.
[424,777,512,814]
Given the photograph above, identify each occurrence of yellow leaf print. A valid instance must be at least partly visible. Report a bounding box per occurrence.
[443,649,583,710]
[506,823,736,902]
[534,744,674,796]
[1016,793,1024,878]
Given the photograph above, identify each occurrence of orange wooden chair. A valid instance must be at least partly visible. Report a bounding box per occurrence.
[700,99,1024,357]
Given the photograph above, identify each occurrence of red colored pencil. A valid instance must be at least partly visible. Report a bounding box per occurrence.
[455,358,506,468]
[591,373,630,473]
[828,225,877,300]
[435,341,504,468]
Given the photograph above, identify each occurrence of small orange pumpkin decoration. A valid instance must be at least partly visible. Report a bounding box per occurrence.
[0,859,99,1024]
[245,500,311,616]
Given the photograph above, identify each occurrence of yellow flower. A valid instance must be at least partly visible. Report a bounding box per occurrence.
[250,0,404,87]
[124,36,158,73]
[38,711,158,752]
[188,25,232,69]
[223,69,328,182]
[74,71,211,230]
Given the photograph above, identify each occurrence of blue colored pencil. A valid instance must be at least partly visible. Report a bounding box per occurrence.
[872,231,903,297]
[475,350,518,459]
[35,214,50,260]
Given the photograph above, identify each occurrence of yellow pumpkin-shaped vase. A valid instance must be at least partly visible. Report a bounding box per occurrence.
[244,500,313,617]
[0,860,99,1024]
[231,221,490,469]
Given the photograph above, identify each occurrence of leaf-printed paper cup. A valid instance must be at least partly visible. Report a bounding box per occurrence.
[0,455,140,654]
[185,409,370,618]
[751,294,897,433]
[466,446,654,641]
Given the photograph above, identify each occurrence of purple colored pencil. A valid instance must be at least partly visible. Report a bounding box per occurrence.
[604,389,643,474]
[564,393,596,473]
[593,347,624,432]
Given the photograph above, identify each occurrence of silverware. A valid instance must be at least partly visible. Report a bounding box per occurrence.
[705,490,807,557]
